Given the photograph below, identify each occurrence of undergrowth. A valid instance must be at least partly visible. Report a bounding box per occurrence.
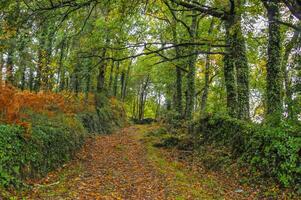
[149,115,300,198]
[198,114,301,189]
[0,86,126,191]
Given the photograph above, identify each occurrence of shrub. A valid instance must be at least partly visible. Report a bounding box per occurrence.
[0,113,87,188]
[0,125,25,187]
[243,126,301,187]
[79,97,127,134]
[198,114,301,187]
[198,114,253,155]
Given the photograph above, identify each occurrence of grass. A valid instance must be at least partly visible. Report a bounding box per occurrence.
[137,125,224,200]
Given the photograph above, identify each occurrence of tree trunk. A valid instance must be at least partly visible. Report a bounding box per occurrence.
[123,64,131,101]
[264,0,282,123]
[97,63,106,93]
[186,12,198,121]
[172,21,183,118]
[200,19,214,116]
[58,38,66,91]
[20,63,26,90]
[155,91,161,119]
[73,63,80,96]
[35,26,47,92]
[138,75,150,121]
[0,54,3,85]
[29,66,34,91]
[43,29,54,91]
[234,12,250,119]
[224,0,249,119]
[113,61,120,97]
[120,70,125,99]
[85,68,91,104]
[281,26,300,120]
[108,61,114,95]
[6,49,14,85]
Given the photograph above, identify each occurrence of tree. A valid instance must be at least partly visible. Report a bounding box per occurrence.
[263,0,283,124]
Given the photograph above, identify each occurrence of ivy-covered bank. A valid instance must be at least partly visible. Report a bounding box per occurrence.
[0,96,126,190]
[198,114,301,188]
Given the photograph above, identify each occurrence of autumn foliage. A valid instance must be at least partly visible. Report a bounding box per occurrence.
[0,85,95,125]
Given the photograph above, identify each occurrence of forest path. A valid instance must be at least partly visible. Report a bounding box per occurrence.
[25,125,246,200]
[26,126,167,199]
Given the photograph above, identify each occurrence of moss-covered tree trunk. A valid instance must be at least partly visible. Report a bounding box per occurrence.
[113,61,120,97]
[186,12,198,122]
[282,28,299,121]
[224,0,249,119]
[108,61,114,94]
[138,75,150,121]
[97,63,106,94]
[20,57,26,91]
[121,64,131,101]
[34,25,47,92]
[95,45,108,111]
[28,66,34,91]
[234,25,249,119]
[172,23,183,118]
[58,38,66,91]
[201,19,214,116]
[43,28,54,91]
[224,19,238,118]
[264,0,282,123]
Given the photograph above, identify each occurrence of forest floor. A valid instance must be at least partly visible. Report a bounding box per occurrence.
[22,125,259,200]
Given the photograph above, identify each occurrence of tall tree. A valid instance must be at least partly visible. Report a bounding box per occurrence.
[263,0,283,123]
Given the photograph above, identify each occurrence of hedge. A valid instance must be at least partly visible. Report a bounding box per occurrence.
[198,114,301,187]
[0,113,86,188]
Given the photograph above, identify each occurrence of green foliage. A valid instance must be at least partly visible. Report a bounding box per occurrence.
[243,125,301,188]
[0,125,24,187]
[199,114,250,154]
[146,127,168,137]
[199,114,301,188]
[0,113,86,188]
[162,110,186,130]
[81,94,126,134]
[154,136,181,148]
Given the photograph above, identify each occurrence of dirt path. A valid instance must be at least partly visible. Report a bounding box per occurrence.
[27,126,168,200]
[24,125,253,200]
